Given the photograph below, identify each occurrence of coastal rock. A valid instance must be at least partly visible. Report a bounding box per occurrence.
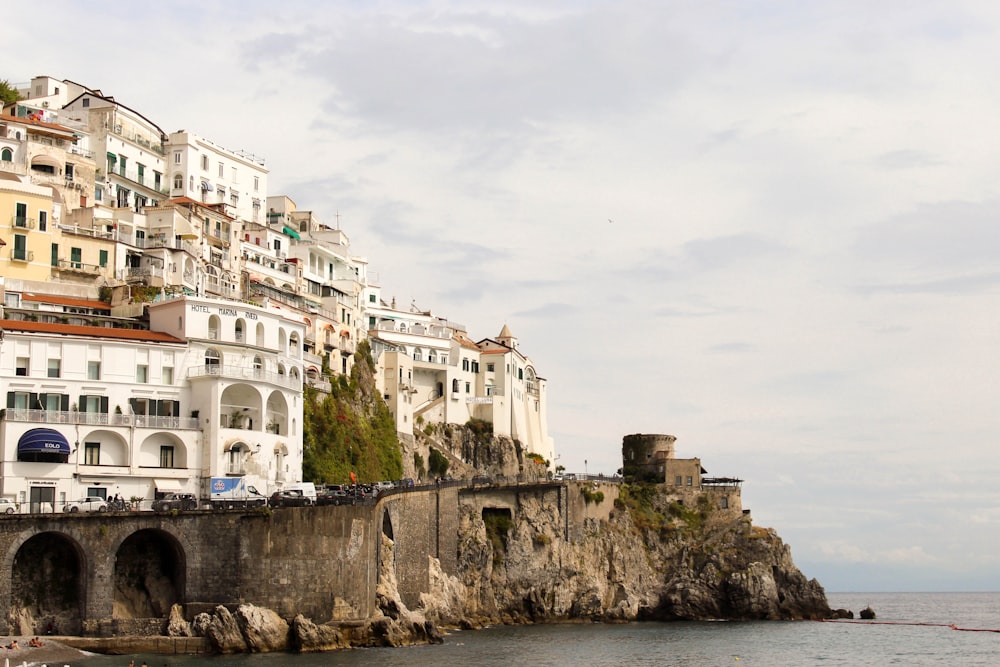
[423,483,829,626]
[291,615,349,652]
[235,603,290,652]
[203,605,248,653]
[166,603,192,637]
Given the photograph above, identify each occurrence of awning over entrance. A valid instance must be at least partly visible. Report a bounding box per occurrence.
[282,225,301,240]
[154,478,183,492]
[17,429,70,456]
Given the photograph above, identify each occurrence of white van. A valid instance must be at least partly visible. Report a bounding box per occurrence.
[282,482,317,501]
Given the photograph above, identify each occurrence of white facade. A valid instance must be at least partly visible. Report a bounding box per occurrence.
[147,295,306,490]
[0,310,196,511]
[167,131,268,224]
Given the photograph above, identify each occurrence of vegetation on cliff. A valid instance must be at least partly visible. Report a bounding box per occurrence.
[302,341,402,484]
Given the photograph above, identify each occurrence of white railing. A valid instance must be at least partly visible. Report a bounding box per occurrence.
[188,364,301,389]
[2,409,199,429]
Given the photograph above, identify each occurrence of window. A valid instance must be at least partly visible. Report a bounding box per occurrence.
[162,366,173,385]
[721,497,729,509]
[65,164,74,181]
[47,359,60,378]
[472,361,480,373]
[452,379,459,393]
[137,164,145,184]
[174,152,182,164]
[0,148,12,162]
[95,185,102,202]
[369,293,376,303]
[218,162,224,177]
[686,476,693,487]
[39,211,47,232]
[49,243,57,267]
[118,155,127,176]
[70,247,82,269]
[160,446,175,468]
[82,98,90,108]
[205,349,221,367]
[12,234,27,261]
[154,171,161,190]
[173,173,182,189]
[369,316,376,328]
[84,442,100,466]
[518,368,524,380]
[15,357,28,376]
[462,359,470,371]
[201,155,208,171]
[675,475,683,486]
[99,249,108,267]
[80,395,106,413]
[253,176,259,192]
[136,364,148,383]
[465,382,471,393]
[231,166,237,183]
[87,361,101,380]
[487,363,495,373]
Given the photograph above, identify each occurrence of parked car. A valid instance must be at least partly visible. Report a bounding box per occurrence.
[64,497,110,513]
[317,489,347,506]
[152,493,198,512]
[269,490,314,508]
[0,498,19,514]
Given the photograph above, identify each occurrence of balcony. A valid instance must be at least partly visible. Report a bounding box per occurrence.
[306,376,332,393]
[55,258,102,275]
[118,266,164,282]
[69,145,95,159]
[9,248,33,262]
[188,364,301,390]
[11,216,36,229]
[1,409,200,429]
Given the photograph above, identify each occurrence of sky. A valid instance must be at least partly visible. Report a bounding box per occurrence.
[6,1,1000,593]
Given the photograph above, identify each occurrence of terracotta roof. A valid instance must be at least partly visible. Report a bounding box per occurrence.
[453,335,481,351]
[0,319,184,343]
[480,348,510,355]
[21,294,111,312]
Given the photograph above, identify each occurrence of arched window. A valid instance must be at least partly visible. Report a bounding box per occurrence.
[452,379,459,392]
[208,315,221,340]
[252,355,263,371]
[413,347,423,362]
[427,350,437,364]
[173,172,182,189]
[0,148,12,162]
[256,322,265,347]
[205,349,221,369]
[235,318,245,343]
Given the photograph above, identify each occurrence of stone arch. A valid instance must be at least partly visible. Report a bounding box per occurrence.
[137,431,189,469]
[76,429,129,466]
[9,532,86,635]
[113,529,186,621]
[208,314,222,340]
[265,390,289,436]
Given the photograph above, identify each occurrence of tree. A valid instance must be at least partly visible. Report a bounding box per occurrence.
[0,80,21,106]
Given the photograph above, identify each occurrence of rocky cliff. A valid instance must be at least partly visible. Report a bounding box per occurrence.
[412,483,829,626]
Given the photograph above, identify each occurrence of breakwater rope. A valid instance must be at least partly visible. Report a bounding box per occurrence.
[822,620,1000,633]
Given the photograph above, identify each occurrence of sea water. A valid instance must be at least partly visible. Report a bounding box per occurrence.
[73,593,1000,667]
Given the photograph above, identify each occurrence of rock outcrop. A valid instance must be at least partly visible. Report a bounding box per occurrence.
[417,483,829,626]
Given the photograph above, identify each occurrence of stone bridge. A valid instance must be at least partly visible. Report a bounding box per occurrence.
[0,480,618,637]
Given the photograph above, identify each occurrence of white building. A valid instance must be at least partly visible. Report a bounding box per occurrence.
[167,131,268,225]
[0,283,307,511]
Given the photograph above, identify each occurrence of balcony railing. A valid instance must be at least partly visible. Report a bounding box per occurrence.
[117,266,164,281]
[188,364,301,389]
[11,216,35,229]
[69,145,95,159]
[56,258,102,275]
[10,249,33,262]
[306,376,332,393]
[1,409,199,429]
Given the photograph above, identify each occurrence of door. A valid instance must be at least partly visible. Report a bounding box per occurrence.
[29,486,55,514]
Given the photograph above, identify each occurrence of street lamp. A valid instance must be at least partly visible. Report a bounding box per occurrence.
[584,459,588,478]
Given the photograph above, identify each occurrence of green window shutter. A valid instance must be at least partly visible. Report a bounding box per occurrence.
[79,395,87,412]
[101,397,109,414]
[61,395,70,411]
[51,243,59,267]
[99,249,108,267]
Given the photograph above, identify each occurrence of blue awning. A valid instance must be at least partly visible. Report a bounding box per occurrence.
[18,428,70,455]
